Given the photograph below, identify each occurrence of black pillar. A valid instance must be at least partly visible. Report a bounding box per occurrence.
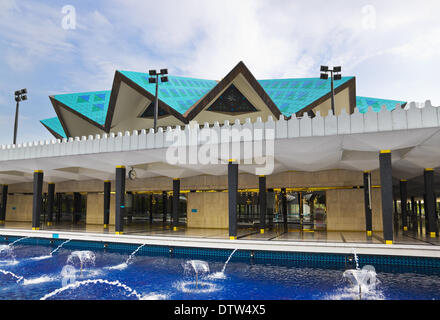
[424,193,429,234]
[56,193,62,222]
[363,171,373,236]
[259,175,266,233]
[103,180,111,228]
[267,189,274,230]
[141,195,145,216]
[281,188,288,233]
[410,196,416,229]
[418,198,422,229]
[379,151,394,244]
[149,194,153,220]
[400,179,408,231]
[424,169,438,238]
[162,191,167,224]
[115,166,126,234]
[32,170,44,230]
[47,183,55,226]
[172,179,180,231]
[151,194,155,224]
[228,160,238,239]
[73,192,82,224]
[0,185,8,224]
[298,192,304,229]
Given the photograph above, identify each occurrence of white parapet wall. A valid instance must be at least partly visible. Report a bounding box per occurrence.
[0,100,439,162]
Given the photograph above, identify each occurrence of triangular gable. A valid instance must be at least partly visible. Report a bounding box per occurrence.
[104,71,216,131]
[184,61,282,121]
[50,96,107,138]
[259,77,355,117]
[53,90,111,127]
[40,117,66,139]
[356,96,407,113]
[207,83,259,114]
[118,71,217,114]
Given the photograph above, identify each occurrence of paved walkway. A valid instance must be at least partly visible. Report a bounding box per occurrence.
[1,221,439,246]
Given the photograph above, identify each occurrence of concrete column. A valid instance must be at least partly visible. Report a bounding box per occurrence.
[299,192,304,230]
[0,185,8,224]
[281,188,288,233]
[424,169,438,238]
[149,194,153,220]
[47,183,55,226]
[73,192,82,224]
[162,191,167,224]
[103,180,111,228]
[172,179,180,231]
[56,193,62,222]
[411,196,416,230]
[141,196,145,216]
[363,171,372,236]
[379,150,394,244]
[150,194,155,224]
[32,170,44,230]
[228,160,238,240]
[115,166,126,234]
[424,193,429,234]
[400,179,408,231]
[258,175,266,234]
[417,200,421,219]
[267,189,274,230]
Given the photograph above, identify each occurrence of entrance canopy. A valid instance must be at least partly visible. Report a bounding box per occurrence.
[3,101,440,195]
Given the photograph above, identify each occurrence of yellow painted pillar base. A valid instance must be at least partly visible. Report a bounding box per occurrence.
[32,227,40,231]
[367,231,372,237]
[229,236,237,240]
[385,240,393,245]
[115,232,123,235]
[0,220,5,225]
[47,222,53,226]
[260,229,265,234]
[103,224,108,228]
[173,227,178,231]
[430,232,437,238]
[403,226,408,231]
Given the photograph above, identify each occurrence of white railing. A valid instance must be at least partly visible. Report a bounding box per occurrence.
[0,100,438,162]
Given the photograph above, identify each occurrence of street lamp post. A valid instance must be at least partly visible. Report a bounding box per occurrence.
[320,66,342,116]
[148,69,168,132]
[13,89,28,145]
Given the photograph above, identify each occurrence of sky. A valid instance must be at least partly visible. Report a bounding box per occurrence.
[0,0,439,145]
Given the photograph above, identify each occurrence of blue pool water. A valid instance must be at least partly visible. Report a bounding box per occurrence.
[1,238,440,300]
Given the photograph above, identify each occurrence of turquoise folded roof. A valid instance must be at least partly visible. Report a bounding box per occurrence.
[40,117,66,138]
[43,73,407,138]
[258,77,354,117]
[356,96,406,113]
[53,90,111,125]
[119,71,218,114]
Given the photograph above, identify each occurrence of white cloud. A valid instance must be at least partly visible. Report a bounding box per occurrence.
[1,0,440,145]
[0,1,74,71]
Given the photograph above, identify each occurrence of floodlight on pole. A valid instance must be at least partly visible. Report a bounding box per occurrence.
[319,66,342,115]
[148,68,169,132]
[13,88,28,145]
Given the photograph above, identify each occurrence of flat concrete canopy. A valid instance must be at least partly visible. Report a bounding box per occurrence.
[1,101,440,195]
